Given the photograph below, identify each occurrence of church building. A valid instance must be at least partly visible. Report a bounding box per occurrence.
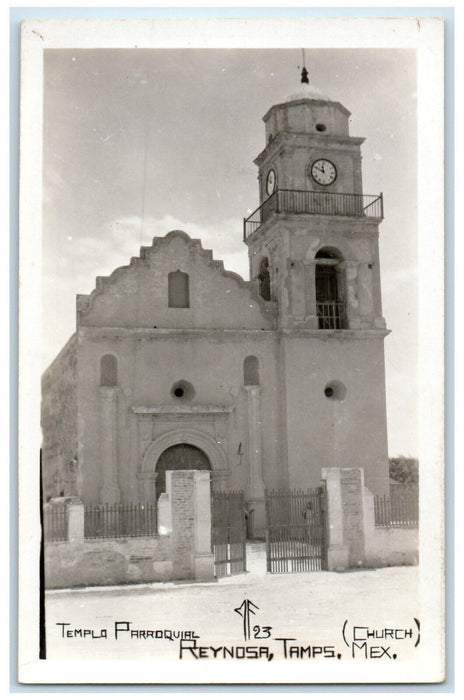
[41,75,390,537]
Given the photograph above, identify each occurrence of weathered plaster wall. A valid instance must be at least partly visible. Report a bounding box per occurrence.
[45,535,172,589]
[41,334,78,501]
[283,335,390,495]
[76,328,286,504]
[77,231,276,331]
[365,528,418,567]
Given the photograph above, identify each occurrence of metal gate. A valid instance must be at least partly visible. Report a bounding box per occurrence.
[211,490,246,577]
[265,487,327,573]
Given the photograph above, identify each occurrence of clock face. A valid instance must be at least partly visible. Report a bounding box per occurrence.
[310,159,337,186]
[266,169,276,195]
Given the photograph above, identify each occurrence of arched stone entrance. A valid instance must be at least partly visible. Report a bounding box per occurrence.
[138,428,229,501]
[155,444,211,500]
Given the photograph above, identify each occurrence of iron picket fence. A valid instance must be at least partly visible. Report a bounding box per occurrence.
[84,502,158,539]
[374,486,418,528]
[43,505,68,541]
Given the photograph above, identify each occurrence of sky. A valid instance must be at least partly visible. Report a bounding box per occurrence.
[42,48,417,457]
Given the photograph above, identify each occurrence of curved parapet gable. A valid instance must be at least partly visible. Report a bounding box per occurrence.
[77,230,276,330]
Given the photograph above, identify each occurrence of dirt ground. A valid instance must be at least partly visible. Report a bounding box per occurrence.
[45,542,420,667]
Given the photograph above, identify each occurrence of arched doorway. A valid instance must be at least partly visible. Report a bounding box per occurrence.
[155,443,211,500]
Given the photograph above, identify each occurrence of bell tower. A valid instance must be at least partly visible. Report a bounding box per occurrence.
[244,69,390,495]
[244,73,385,333]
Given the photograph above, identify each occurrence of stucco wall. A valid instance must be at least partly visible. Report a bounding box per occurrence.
[283,334,390,495]
[365,527,418,567]
[76,328,287,504]
[77,231,275,331]
[41,334,78,501]
[45,536,172,589]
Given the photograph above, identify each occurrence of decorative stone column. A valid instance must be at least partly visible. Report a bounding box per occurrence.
[305,262,319,328]
[137,471,158,503]
[339,260,361,329]
[98,386,120,503]
[244,385,266,538]
[357,263,375,323]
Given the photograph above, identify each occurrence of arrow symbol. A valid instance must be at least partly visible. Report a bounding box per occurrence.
[234,599,259,641]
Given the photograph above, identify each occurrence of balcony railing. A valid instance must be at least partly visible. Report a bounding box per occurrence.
[243,189,383,240]
[316,302,346,329]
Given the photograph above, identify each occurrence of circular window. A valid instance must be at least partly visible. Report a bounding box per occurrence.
[316,123,327,132]
[324,380,346,402]
[171,380,195,401]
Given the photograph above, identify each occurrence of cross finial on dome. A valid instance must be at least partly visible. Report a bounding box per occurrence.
[300,48,309,84]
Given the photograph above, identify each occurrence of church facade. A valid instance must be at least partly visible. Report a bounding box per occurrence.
[41,82,390,537]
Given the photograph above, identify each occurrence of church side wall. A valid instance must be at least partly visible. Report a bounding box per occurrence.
[282,334,390,495]
[41,334,78,501]
[76,329,286,504]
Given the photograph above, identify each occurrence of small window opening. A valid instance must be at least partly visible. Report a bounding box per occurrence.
[316,123,327,132]
[258,257,271,301]
[244,356,260,386]
[171,380,194,401]
[168,270,190,308]
[100,354,118,386]
[324,380,346,401]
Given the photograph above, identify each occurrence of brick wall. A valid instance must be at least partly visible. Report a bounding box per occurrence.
[169,471,195,580]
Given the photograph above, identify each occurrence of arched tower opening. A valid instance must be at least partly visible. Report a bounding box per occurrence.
[315,247,346,329]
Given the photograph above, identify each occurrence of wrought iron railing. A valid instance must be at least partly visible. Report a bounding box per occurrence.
[374,485,418,529]
[43,504,68,541]
[316,301,346,329]
[84,502,158,539]
[243,189,383,239]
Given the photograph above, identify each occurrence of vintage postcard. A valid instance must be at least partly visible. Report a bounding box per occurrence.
[18,17,445,685]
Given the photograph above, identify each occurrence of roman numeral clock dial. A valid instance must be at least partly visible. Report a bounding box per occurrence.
[310,159,337,186]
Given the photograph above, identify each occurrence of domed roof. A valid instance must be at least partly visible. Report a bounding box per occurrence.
[284,82,330,103]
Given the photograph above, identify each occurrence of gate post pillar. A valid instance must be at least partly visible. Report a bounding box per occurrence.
[321,468,349,571]
[168,469,214,581]
[322,467,368,571]
[192,471,215,581]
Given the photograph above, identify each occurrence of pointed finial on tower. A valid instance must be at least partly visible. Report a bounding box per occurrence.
[301,48,309,84]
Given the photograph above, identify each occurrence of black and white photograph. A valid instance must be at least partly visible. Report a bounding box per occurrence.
[17,16,445,685]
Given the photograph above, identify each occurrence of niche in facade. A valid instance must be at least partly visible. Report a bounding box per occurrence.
[100,354,118,386]
[244,356,260,386]
[168,270,190,308]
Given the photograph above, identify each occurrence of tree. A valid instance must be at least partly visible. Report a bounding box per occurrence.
[389,456,419,483]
